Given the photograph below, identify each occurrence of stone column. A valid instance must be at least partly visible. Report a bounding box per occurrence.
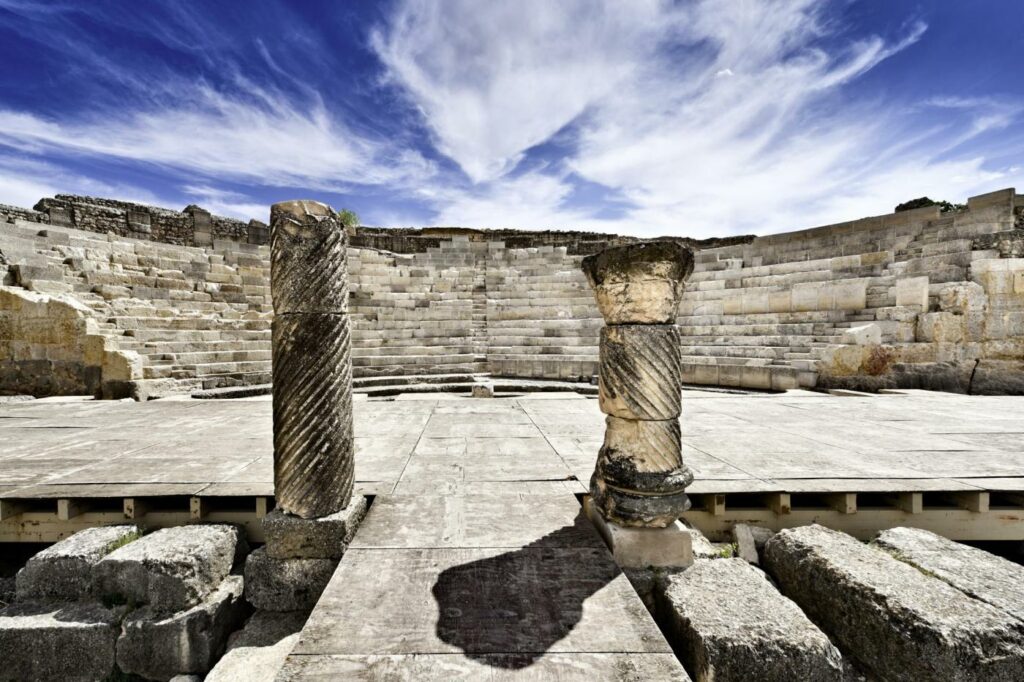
[270,200,353,519]
[582,241,695,528]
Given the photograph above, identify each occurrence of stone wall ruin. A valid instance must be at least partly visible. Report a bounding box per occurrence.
[1,187,1022,398]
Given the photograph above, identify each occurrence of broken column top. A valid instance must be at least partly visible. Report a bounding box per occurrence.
[581,240,694,324]
[270,199,348,315]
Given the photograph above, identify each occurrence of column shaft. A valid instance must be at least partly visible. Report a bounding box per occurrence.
[270,200,353,519]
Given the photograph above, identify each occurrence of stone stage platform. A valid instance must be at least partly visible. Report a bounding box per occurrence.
[1,388,1022,544]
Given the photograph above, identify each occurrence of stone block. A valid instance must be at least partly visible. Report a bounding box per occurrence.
[938,282,986,314]
[206,611,307,682]
[244,548,337,611]
[263,496,367,560]
[840,323,881,346]
[584,497,692,568]
[872,527,1024,622]
[832,281,867,310]
[599,324,682,420]
[660,559,842,682]
[471,383,494,398]
[791,284,818,312]
[93,524,242,612]
[731,524,759,565]
[764,524,1024,681]
[0,601,121,681]
[895,276,929,308]
[16,525,140,602]
[117,575,248,680]
[917,312,965,344]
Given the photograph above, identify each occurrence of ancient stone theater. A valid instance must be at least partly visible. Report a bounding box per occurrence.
[0,190,1023,681]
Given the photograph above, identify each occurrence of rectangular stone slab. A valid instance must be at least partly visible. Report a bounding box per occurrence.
[872,527,1024,622]
[263,495,368,559]
[244,547,337,612]
[764,524,1024,681]
[92,524,241,612]
[116,575,247,679]
[292,546,671,657]
[16,524,140,601]
[660,558,842,682]
[277,653,691,680]
[350,495,603,550]
[0,601,121,681]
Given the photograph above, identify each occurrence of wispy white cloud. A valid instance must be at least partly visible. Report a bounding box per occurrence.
[0,82,434,193]
[0,154,169,210]
[376,0,1024,236]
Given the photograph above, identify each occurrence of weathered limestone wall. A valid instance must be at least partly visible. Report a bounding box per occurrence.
[5,195,269,247]
[1,187,1022,397]
[0,287,139,397]
[679,188,1023,393]
[349,237,487,377]
[0,216,272,398]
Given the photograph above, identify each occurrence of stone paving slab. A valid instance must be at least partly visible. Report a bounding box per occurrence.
[291,546,669,657]
[350,495,602,550]
[277,653,691,680]
[0,392,1022,500]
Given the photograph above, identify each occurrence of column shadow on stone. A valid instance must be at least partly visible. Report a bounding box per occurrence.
[431,516,616,669]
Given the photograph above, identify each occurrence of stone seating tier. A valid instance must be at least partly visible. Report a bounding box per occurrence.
[2,186,1021,397]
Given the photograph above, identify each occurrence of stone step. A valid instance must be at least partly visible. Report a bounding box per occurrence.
[764,524,1024,681]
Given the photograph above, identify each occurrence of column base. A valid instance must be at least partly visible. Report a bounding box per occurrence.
[584,497,693,569]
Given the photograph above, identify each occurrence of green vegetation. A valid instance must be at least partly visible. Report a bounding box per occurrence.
[104,529,142,555]
[337,208,360,228]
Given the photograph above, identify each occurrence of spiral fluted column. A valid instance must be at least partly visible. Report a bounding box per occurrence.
[582,241,695,527]
[270,200,353,519]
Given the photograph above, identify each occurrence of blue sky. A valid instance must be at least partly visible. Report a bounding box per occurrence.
[0,0,1022,237]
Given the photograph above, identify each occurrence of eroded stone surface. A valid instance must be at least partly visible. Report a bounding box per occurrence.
[581,241,694,325]
[0,601,121,681]
[873,527,1024,622]
[117,575,248,680]
[272,311,354,519]
[244,548,337,612]
[263,496,367,560]
[269,200,348,315]
[764,524,1024,682]
[598,324,682,420]
[92,524,241,612]
[206,611,308,682]
[16,524,140,601]
[591,415,692,527]
[660,559,842,682]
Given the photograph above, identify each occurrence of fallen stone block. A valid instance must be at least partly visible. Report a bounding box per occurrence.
[244,548,337,611]
[764,524,1024,681]
[263,496,367,560]
[16,525,140,602]
[659,559,842,682]
[873,527,1024,622]
[731,524,775,564]
[0,601,122,681]
[471,383,494,398]
[93,524,242,612]
[206,610,308,682]
[116,575,248,680]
